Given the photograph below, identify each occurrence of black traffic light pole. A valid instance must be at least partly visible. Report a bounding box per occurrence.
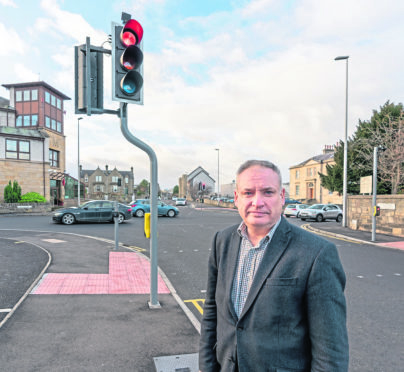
[119,103,160,309]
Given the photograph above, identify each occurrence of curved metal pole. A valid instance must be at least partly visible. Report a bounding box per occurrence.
[119,103,160,308]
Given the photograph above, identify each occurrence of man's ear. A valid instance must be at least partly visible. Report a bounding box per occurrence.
[234,189,238,207]
[280,188,285,206]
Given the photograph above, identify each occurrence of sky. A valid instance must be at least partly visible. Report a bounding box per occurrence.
[0,0,403,191]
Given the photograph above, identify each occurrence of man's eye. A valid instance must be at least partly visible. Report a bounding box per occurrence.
[264,190,274,195]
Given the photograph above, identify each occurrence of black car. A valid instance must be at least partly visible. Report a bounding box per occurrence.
[52,200,132,225]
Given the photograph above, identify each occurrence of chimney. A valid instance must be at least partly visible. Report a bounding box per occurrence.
[322,145,334,154]
[105,165,108,172]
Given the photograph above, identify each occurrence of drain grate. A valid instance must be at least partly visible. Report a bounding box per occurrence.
[153,353,198,372]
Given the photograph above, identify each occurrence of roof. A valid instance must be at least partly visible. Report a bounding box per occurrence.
[2,81,71,100]
[81,167,134,178]
[0,127,49,139]
[289,152,334,169]
[187,166,215,183]
[0,96,11,108]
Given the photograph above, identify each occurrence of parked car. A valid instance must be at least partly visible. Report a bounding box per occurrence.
[52,200,132,225]
[130,199,179,217]
[175,198,187,206]
[284,198,302,205]
[300,204,343,222]
[284,203,309,218]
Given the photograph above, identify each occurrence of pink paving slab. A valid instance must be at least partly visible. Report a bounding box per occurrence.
[377,241,404,250]
[33,252,170,295]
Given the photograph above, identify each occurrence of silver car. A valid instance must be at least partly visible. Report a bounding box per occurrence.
[284,203,309,218]
[300,204,343,223]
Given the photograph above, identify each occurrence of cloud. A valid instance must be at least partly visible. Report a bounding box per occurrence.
[0,0,17,7]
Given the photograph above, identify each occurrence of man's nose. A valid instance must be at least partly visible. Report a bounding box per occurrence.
[252,192,264,207]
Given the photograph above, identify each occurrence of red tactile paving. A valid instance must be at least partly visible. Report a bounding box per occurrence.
[377,241,404,250]
[33,252,170,295]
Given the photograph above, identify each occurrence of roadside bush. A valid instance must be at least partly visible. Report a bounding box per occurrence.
[19,192,47,203]
[4,180,22,203]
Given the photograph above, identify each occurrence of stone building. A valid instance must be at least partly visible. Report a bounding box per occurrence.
[0,81,70,204]
[81,165,134,203]
[178,166,215,199]
[289,145,342,205]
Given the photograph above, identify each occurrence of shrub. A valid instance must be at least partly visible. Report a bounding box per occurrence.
[19,192,47,203]
[4,180,22,203]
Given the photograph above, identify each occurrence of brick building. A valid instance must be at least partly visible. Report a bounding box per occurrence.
[0,81,70,204]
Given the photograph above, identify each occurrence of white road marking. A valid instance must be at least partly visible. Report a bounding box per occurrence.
[0,309,12,313]
[41,239,66,243]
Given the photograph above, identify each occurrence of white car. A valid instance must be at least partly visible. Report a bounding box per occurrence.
[300,204,343,222]
[284,204,309,218]
[175,198,187,206]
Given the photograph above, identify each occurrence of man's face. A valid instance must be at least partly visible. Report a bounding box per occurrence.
[234,166,285,233]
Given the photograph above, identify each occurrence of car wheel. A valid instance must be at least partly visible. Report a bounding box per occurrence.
[336,214,343,223]
[296,212,300,218]
[118,213,125,224]
[167,209,176,218]
[285,215,290,218]
[135,209,145,217]
[301,218,306,221]
[316,214,324,222]
[62,213,75,225]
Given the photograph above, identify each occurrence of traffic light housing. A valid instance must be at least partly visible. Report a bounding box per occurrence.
[374,205,381,216]
[112,18,144,104]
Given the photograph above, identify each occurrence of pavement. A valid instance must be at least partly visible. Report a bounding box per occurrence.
[0,219,403,372]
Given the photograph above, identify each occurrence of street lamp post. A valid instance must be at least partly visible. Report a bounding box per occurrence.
[77,117,83,206]
[334,55,349,227]
[215,148,220,195]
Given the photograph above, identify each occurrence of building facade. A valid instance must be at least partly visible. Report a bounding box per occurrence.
[81,165,134,202]
[179,166,215,199]
[289,145,342,205]
[0,81,70,204]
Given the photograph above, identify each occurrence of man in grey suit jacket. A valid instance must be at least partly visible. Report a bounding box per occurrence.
[199,160,348,372]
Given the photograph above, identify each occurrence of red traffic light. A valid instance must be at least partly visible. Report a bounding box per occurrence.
[121,19,143,47]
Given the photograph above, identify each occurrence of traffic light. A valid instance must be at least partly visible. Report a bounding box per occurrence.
[112,18,144,104]
[374,206,381,216]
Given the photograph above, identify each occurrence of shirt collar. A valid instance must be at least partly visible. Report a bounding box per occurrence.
[237,217,282,247]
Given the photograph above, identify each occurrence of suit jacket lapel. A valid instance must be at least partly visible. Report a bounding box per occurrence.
[239,218,292,319]
[225,228,242,321]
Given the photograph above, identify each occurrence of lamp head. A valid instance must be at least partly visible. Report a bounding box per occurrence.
[335,56,349,61]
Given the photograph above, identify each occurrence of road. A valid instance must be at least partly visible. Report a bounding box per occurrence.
[0,206,403,371]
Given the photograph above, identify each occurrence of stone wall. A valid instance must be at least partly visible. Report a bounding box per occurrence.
[348,195,404,237]
[0,202,52,214]
[0,159,50,201]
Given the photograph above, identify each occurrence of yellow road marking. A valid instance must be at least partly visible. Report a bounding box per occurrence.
[128,246,147,252]
[185,299,205,315]
[301,224,361,244]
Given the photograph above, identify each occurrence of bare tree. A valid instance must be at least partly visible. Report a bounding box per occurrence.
[355,112,404,194]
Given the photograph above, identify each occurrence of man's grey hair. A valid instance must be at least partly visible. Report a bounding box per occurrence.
[236,160,283,188]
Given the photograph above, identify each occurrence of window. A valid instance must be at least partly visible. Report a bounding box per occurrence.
[23,115,30,126]
[296,185,300,195]
[57,121,61,132]
[125,177,129,184]
[16,116,22,127]
[112,176,118,183]
[112,185,118,192]
[85,176,88,182]
[49,149,59,167]
[32,115,38,126]
[45,91,50,103]
[57,98,61,109]
[6,139,30,160]
[51,119,56,130]
[23,90,30,101]
[45,116,50,128]
[51,95,56,106]
[16,91,22,102]
[96,175,102,182]
[31,89,38,101]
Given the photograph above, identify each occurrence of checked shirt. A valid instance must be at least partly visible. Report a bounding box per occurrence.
[231,218,281,318]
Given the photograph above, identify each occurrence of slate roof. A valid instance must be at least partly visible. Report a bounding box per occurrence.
[289,152,334,169]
